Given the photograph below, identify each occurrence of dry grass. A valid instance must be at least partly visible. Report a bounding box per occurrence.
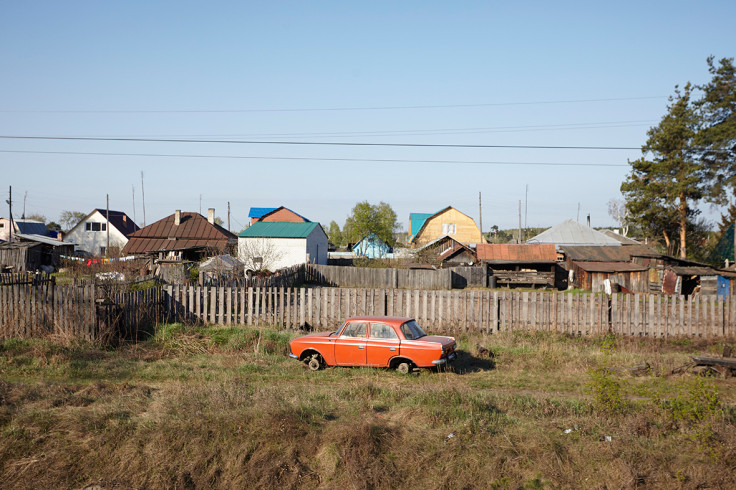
[1,326,735,489]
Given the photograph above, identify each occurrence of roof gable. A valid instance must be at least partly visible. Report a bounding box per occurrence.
[411,206,476,243]
[259,206,311,222]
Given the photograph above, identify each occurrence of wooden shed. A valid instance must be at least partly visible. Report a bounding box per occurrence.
[477,244,558,289]
[572,261,649,293]
[0,242,43,272]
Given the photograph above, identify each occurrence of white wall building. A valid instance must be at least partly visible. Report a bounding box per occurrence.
[237,221,328,272]
[65,209,139,256]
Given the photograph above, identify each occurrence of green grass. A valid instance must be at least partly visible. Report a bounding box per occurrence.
[0,325,735,488]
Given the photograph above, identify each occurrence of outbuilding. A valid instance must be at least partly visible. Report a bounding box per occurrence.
[238,221,328,272]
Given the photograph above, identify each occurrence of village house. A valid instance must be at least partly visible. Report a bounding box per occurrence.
[352,233,393,259]
[409,206,484,248]
[238,221,328,272]
[416,235,477,267]
[64,209,139,256]
[0,218,50,242]
[122,209,236,261]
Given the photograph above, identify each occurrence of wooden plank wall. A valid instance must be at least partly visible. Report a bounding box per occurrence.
[163,286,736,338]
[305,264,453,290]
[0,284,163,342]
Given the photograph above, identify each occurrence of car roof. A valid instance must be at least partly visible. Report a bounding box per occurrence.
[343,316,413,325]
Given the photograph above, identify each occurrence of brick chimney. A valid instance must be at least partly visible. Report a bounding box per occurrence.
[174,210,181,226]
[208,208,215,225]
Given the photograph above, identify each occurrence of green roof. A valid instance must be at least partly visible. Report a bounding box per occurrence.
[238,221,321,238]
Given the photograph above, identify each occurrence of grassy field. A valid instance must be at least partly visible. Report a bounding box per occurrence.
[1,324,735,489]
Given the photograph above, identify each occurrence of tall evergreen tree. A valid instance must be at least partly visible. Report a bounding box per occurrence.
[696,56,736,203]
[621,84,704,258]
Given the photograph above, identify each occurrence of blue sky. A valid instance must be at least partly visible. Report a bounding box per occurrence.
[1,1,734,233]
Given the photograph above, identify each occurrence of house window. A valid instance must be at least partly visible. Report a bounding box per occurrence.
[442,223,457,235]
[0,223,4,229]
[85,222,106,232]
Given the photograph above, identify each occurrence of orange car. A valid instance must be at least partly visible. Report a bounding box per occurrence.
[288,316,457,373]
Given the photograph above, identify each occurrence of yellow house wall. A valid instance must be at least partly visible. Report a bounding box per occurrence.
[413,208,483,247]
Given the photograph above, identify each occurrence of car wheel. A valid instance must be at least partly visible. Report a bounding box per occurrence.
[308,356,322,371]
[396,362,411,375]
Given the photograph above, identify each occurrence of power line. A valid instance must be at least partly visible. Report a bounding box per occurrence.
[0,135,641,150]
[73,120,653,140]
[0,96,666,114]
[0,149,628,167]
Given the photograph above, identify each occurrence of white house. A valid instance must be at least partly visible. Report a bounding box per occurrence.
[65,209,139,256]
[237,222,328,272]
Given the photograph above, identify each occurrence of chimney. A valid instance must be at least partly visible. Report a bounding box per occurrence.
[174,210,181,226]
[208,208,215,225]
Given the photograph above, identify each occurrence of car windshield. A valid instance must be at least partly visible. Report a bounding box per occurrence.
[400,320,427,340]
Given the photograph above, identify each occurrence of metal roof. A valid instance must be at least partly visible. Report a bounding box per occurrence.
[239,221,322,238]
[259,206,311,222]
[248,207,277,218]
[527,219,621,247]
[562,244,660,262]
[600,230,643,245]
[122,212,236,255]
[16,234,75,247]
[199,254,244,271]
[477,244,557,262]
[13,220,50,236]
[574,261,648,273]
[93,209,139,236]
[409,212,434,236]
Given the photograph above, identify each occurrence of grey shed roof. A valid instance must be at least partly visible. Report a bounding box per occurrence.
[527,220,621,247]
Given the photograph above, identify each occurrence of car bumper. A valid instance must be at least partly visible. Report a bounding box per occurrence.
[432,352,457,365]
[288,353,299,359]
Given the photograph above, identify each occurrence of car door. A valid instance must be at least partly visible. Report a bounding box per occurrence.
[334,321,368,365]
[366,322,400,367]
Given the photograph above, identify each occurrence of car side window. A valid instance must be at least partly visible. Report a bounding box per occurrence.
[370,323,398,340]
[341,322,367,338]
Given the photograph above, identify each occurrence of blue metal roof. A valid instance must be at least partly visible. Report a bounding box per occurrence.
[248,207,277,219]
[409,213,434,236]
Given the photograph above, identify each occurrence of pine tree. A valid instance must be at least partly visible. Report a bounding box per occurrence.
[696,57,736,203]
[621,84,704,258]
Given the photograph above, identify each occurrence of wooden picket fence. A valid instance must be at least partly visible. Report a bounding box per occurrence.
[164,286,736,338]
[0,283,163,342]
[2,283,734,341]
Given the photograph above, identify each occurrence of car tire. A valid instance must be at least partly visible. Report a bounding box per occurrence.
[396,362,411,374]
[308,356,322,371]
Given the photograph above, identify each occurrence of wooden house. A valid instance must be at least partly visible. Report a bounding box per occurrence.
[409,206,484,248]
[416,236,477,267]
[122,209,236,262]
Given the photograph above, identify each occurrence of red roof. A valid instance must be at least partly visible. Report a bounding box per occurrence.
[476,244,557,262]
[122,212,236,255]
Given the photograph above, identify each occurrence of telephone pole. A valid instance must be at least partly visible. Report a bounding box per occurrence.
[140,171,146,227]
[478,192,483,243]
[7,186,12,243]
[106,194,110,258]
[518,200,522,244]
[227,201,231,232]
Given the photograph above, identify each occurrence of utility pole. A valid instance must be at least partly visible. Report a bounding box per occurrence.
[23,191,27,219]
[140,171,146,227]
[518,200,522,244]
[524,184,528,234]
[199,194,202,215]
[132,185,136,224]
[106,194,110,258]
[478,192,483,243]
[7,186,12,243]
[227,201,231,232]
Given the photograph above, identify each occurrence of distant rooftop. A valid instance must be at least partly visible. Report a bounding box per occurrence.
[527,219,621,247]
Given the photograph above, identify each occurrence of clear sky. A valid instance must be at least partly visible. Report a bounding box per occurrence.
[1,1,734,233]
